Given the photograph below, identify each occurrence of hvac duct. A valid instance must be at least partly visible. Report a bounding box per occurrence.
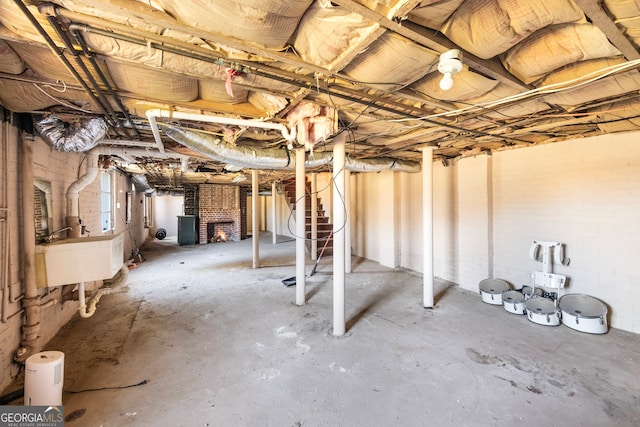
[164,127,421,173]
[146,109,297,154]
[33,115,108,152]
[131,174,154,195]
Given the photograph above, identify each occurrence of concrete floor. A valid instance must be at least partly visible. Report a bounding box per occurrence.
[16,233,640,426]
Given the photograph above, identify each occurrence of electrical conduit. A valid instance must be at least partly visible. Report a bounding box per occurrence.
[16,130,38,362]
[163,126,421,173]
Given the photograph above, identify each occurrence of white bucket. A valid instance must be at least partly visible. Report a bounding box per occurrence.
[24,351,64,406]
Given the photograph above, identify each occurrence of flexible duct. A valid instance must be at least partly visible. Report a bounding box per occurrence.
[33,115,108,152]
[146,109,297,154]
[346,156,421,173]
[164,126,421,173]
[131,174,154,194]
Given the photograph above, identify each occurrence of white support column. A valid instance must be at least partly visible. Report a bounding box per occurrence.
[295,148,306,305]
[271,181,277,244]
[344,170,352,273]
[252,170,259,269]
[333,133,347,336]
[422,147,434,308]
[311,173,318,261]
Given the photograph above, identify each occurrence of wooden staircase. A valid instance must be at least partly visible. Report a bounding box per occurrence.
[282,178,333,257]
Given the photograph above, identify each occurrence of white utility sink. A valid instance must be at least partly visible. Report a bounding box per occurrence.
[35,233,124,287]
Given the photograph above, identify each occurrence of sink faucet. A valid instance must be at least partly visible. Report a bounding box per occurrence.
[45,226,72,243]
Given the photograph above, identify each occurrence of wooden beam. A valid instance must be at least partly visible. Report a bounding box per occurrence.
[330,0,530,90]
[574,0,640,60]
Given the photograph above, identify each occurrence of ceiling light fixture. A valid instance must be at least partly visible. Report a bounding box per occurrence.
[437,49,463,91]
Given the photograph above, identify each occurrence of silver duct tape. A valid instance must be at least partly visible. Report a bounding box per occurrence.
[164,127,421,173]
[34,115,108,152]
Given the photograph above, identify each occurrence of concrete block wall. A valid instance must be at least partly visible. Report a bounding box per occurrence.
[432,162,458,282]
[246,195,268,234]
[357,171,382,262]
[155,195,184,237]
[397,165,457,280]
[491,133,640,332]
[352,170,394,266]
[456,155,492,290]
[352,132,639,333]
[353,164,457,282]
[1,123,149,392]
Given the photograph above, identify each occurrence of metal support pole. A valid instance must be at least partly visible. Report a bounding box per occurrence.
[295,148,306,305]
[310,173,318,261]
[333,133,347,336]
[271,182,277,244]
[252,170,259,269]
[344,170,352,273]
[422,147,434,308]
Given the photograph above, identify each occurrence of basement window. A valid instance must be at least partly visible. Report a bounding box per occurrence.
[101,171,112,232]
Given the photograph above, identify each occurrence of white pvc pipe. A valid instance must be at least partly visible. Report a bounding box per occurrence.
[252,170,259,269]
[146,109,296,150]
[344,170,352,274]
[66,151,99,218]
[310,173,318,261]
[78,265,129,319]
[146,113,165,153]
[1,120,10,324]
[422,147,434,308]
[295,148,306,305]
[333,133,347,336]
[66,150,100,238]
[77,282,93,318]
[272,182,277,245]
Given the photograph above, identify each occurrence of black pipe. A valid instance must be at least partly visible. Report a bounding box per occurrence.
[43,14,123,133]
[11,0,113,125]
[69,26,141,139]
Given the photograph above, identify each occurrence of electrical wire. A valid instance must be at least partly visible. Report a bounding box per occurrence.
[392,58,640,123]
[284,162,348,242]
[65,379,149,394]
[32,83,95,114]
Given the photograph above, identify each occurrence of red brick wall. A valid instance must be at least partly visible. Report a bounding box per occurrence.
[198,184,241,243]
